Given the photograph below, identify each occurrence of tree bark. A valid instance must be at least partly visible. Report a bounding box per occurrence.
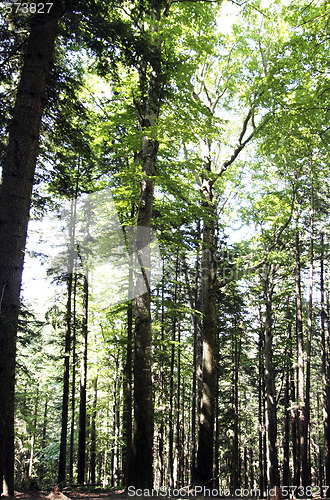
[58,273,73,484]
[196,166,217,486]
[283,323,291,487]
[90,376,98,484]
[296,226,307,487]
[128,0,163,488]
[0,6,60,495]
[77,274,88,484]
[168,256,179,488]
[263,265,279,489]
[303,178,314,489]
[258,322,265,498]
[191,219,202,483]
[69,271,78,482]
[321,233,330,488]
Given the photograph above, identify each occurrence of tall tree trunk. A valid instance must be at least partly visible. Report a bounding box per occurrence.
[90,376,98,484]
[214,335,219,490]
[157,259,165,487]
[196,165,217,486]
[128,0,163,488]
[28,385,39,478]
[191,219,202,483]
[232,317,241,491]
[176,316,181,488]
[122,225,134,485]
[58,272,73,484]
[168,256,179,488]
[69,271,78,482]
[77,274,88,484]
[303,178,314,489]
[321,233,330,488]
[291,354,299,487]
[258,322,265,498]
[0,6,60,494]
[263,265,279,489]
[39,396,48,481]
[283,323,291,487]
[296,226,307,486]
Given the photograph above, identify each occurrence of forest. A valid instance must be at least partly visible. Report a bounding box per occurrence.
[0,0,329,497]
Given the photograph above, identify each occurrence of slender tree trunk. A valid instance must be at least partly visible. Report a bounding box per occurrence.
[28,385,39,478]
[90,376,98,484]
[77,274,88,484]
[283,324,291,487]
[233,318,240,491]
[296,226,306,487]
[291,355,299,487]
[39,396,48,480]
[191,219,202,483]
[69,271,78,482]
[58,273,73,485]
[176,316,181,488]
[168,257,179,487]
[214,336,219,490]
[321,233,330,488]
[303,178,314,489]
[258,330,264,497]
[196,165,217,486]
[263,266,279,489]
[0,6,60,494]
[122,227,134,485]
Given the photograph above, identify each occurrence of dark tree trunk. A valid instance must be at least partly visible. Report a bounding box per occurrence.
[296,227,307,487]
[0,6,60,494]
[258,319,265,498]
[69,271,78,482]
[321,233,330,488]
[283,323,291,487]
[176,316,182,488]
[214,336,219,490]
[90,377,98,484]
[232,317,241,491]
[58,272,73,485]
[263,265,279,489]
[196,167,217,486]
[303,179,314,490]
[168,256,179,487]
[77,275,88,484]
